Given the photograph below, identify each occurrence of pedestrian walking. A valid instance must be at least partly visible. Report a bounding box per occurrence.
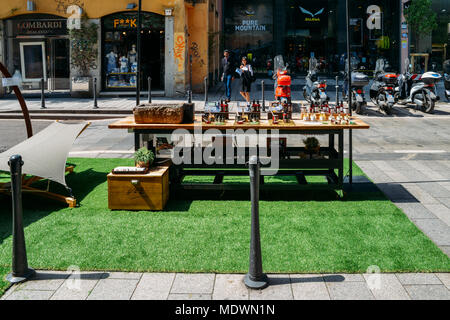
[221,50,235,102]
[238,57,254,106]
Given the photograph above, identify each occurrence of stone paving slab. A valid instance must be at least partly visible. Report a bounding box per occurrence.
[212,274,249,300]
[396,273,442,285]
[87,278,140,300]
[170,273,215,295]
[362,274,410,300]
[326,282,375,300]
[404,285,450,300]
[51,272,104,300]
[131,273,175,300]
[249,275,293,301]
[290,274,330,300]
[3,271,449,300]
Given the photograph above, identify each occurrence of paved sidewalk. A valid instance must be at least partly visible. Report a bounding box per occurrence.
[2,271,449,300]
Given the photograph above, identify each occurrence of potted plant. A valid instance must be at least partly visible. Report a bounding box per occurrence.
[303,137,320,156]
[69,17,98,98]
[134,147,155,169]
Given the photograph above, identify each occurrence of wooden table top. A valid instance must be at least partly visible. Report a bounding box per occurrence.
[109,116,370,131]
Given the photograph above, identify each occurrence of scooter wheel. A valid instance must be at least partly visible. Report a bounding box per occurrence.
[420,93,435,114]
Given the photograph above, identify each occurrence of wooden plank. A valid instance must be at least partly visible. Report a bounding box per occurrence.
[109,116,370,131]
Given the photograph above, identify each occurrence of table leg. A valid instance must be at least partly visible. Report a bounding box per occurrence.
[349,129,353,185]
[134,131,141,151]
[328,133,335,154]
[338,131,344,188]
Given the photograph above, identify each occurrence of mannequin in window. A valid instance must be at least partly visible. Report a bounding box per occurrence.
[119,55,129,73]
[106,51,118,74]
[128,44,137,65]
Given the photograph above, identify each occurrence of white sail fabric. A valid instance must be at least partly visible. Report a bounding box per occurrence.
[0,121,87,187]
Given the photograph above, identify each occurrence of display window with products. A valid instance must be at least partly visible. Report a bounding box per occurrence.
[4,14,70,91]
[101,12,164,91]
[224,0,400,76]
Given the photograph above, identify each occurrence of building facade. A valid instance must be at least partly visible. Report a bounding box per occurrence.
[0,0,221,97]
[224,0,404,74]
[224,0,449,75]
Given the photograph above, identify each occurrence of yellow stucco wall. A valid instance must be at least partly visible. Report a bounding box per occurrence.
[0,0,218,93]
[187,3,208,92]
[1,0,169,19]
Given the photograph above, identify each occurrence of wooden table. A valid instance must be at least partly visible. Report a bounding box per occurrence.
[109,116,370,191]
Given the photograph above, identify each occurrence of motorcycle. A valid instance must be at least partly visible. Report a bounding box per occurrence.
[342,57,369,114]
[396,61,442,114]
[303,57,330,105]
[444,60,450,102]
[273,55,291,105]
[370,58,398,115]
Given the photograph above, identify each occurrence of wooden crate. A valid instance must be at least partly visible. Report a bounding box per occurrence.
[108,166,169,211]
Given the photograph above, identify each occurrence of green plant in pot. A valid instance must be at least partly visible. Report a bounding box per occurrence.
[303,137,320,155]
[134,147,155,169]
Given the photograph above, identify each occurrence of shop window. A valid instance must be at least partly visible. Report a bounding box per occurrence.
[102,12,164,91]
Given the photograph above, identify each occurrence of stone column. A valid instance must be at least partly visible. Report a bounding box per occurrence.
[165,15,175,97]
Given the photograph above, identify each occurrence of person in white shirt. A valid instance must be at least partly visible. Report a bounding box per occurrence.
[239,57,253,105]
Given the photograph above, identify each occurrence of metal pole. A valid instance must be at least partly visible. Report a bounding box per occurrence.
[261,80,265,112]
[40,78,46,109]
[136,0,142,106]
[6,155,35,284]
[187,90,192,103]
[244,156,268,290]
[204,77,208,104]
[148,76,152,103]
[335,76,339,106]
[346,0,353,185]
[93,78,98,109]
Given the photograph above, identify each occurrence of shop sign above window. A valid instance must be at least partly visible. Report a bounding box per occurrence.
[113,18,137,29]
[13,19,68,36]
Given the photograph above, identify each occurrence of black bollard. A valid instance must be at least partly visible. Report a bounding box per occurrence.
[244,155,268,290]
[6,155,35,284]
[204,77,208,104]
[93,78,98,109]
[40,78,46,109]
[261,80,265,112]
[148,76,152,103]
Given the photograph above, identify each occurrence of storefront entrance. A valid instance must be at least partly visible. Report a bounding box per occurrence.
[4,14,70,92]
[101,12,164,92]
[225,0,401,75]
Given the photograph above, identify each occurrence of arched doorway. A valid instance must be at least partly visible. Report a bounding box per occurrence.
[101,11,165,92]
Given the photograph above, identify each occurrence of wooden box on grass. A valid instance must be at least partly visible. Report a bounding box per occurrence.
[107,166,169,211]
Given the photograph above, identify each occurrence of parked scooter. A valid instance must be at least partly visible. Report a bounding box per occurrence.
[370,58,398,115]
[444,60,450,102]
[273,55,292,105]
[342,57,369,114]
[396,60,442,114]
[303,56,329,105]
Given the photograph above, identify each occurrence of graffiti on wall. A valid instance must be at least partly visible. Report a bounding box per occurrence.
[174,33,186,73]
[55,0,85,14]
[190,42,205,68]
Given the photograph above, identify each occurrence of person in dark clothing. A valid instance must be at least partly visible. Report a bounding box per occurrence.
[239,57,254,105]
[221,50,235,102]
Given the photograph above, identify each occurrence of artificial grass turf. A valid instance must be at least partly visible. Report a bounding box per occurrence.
[0,157,449,296]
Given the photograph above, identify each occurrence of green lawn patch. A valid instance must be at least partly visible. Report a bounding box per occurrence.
[0,158,449,297]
